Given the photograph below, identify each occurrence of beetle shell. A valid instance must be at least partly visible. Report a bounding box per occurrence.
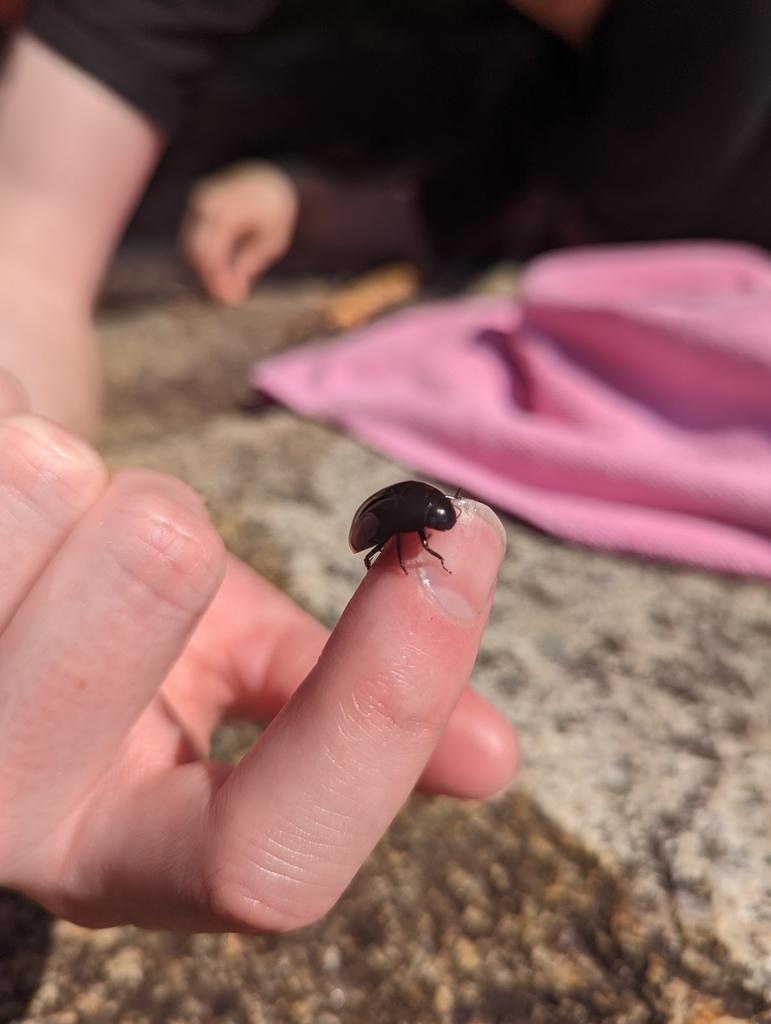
[349,480,458,571]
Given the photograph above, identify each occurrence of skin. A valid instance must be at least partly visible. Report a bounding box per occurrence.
[181,161,300,306]
[0,367,517,931]
[0,26,519,931]
[0,33,162,437]
[0,7,613,430]
[509,0,610,46]
[181,0,611,304]
[181,162,429,306]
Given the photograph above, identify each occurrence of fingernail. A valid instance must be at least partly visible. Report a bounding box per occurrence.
[418,499,506,622]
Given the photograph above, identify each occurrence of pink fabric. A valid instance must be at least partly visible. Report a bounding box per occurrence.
[253,242,771,577]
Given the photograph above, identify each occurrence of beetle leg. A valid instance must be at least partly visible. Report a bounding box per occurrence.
[364,543,384,570]
[396,533,408,574]
[418,529,452,573]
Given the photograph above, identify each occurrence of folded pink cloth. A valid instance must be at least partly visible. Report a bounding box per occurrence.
[253,242,771,577]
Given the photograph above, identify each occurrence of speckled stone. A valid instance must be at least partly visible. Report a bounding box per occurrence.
[3,256,771,1023]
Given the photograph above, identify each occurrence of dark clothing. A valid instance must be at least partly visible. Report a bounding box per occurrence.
[24,0,771,262]
[26,0,275,135]
[579,0,771,245]
[421,0,771,263]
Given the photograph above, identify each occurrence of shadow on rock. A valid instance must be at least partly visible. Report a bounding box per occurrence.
[0,888,52,1022]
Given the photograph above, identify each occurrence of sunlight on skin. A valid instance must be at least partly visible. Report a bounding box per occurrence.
[0,373,517,931]
[0,33,162,436]
[0,25,520,931]
[508,0,610,46]
[181,161,300,306]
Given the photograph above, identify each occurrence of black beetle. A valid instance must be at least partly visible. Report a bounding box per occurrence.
[349,480,459,573]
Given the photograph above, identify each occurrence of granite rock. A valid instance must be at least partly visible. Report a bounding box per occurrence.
[4,261,771,1022]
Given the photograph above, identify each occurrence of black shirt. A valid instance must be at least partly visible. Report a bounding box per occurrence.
[26,0,276,135]
[25,0,771,252]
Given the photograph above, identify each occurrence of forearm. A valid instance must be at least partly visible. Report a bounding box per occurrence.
[0,33,162,435]
[0,0,277,434]
[0,32,162,315]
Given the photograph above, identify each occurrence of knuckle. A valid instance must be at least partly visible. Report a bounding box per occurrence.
[107,481,224,616]
[202,802,337,934]
[0,418,107,516]
[205,866,326,935]
[346,661,445,746]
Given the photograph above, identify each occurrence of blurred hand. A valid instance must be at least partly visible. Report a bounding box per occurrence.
[0,370,517,931]
[181,161,300,305]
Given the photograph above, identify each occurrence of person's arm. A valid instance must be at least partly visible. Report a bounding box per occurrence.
[0,33,162,436]
[0,0,276,435]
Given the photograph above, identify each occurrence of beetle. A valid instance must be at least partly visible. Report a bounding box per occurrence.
[349,480,459,573]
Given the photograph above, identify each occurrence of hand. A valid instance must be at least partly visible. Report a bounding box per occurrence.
[0,371,517,932]
[181,161,300,305]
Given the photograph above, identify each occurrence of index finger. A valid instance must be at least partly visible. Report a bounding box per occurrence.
[205,499,508,931]
[48,502,512,932]
[165,552,517,798]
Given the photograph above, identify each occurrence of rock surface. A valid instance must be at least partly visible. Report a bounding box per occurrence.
[3,259,771,1023]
